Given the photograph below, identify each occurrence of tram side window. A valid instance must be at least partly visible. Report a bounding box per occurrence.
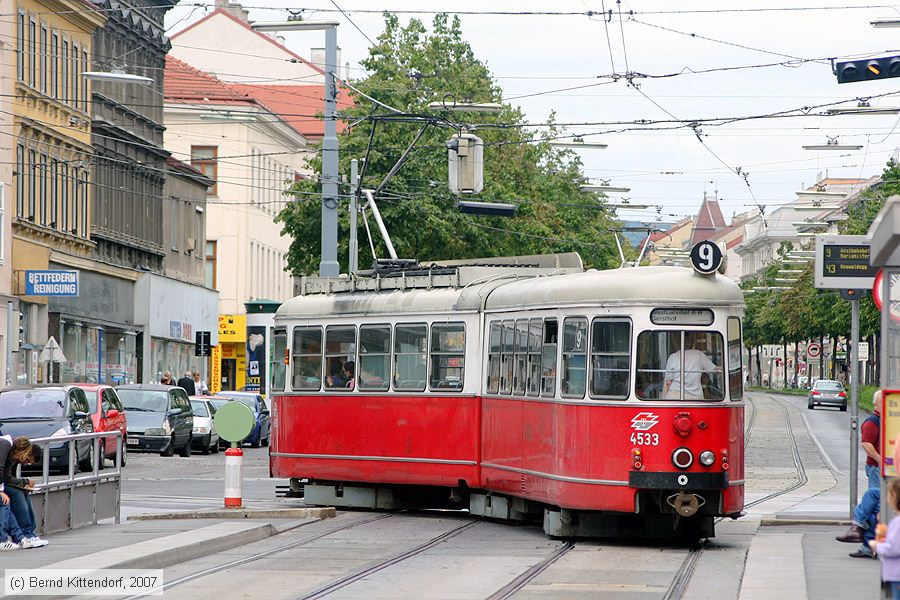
[359,325,391,391]
[394,324,427,391]
[269,328,287,392]
[486,321,501,394]
[541,320,558,397]
[292,327,323,390]
[325,326,357,391]
[430,323,465,391]
[513,319,528,395]
[526,319,542,396]
[561,318,588,398]
[728,318,743,400]
[590,319,631,399]
[500,320,514,394]
[636,331,725,401]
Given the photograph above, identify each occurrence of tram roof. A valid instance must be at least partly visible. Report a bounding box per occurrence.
[484,266,744,310]
[275,265,743,320]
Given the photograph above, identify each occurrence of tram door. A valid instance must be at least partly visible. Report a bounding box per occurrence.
[221,359,237,391]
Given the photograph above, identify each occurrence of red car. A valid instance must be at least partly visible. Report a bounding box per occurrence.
[76,384,128,468]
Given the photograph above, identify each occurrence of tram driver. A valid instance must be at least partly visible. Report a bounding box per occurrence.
[662,332,721,400]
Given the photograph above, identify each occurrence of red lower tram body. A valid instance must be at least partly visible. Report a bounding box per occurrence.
[271,394,743,537]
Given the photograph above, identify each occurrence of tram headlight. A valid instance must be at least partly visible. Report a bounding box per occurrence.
[672,447,693,470]
[699,450,715,467]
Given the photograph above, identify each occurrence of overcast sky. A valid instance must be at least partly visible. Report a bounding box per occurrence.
[166,1,900,226]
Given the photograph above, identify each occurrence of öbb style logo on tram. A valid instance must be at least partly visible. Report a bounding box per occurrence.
[267,246,745,539]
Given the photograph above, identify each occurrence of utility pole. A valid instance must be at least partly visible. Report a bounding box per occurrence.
[849,295,860,513]
[319,25,340,278]
[349,159,359,275]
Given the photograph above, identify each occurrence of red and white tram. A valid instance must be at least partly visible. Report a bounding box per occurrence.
[268,248,745,538]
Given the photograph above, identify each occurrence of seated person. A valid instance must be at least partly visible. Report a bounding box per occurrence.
[1,437,47,548]
[325,358,347,388]
[343,361,356,390]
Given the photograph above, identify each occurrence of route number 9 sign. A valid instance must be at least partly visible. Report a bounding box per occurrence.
[690,241,724,275]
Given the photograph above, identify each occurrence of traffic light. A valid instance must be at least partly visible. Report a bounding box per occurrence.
[835,55,900,83]
[11,310,23,351]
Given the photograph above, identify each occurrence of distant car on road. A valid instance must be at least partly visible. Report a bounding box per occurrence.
[189,396,220,455]
[211,392,270,448]
[808,379,847,411]
[0,386,95,473]
[116,385,193,457]
[75,384,127,468]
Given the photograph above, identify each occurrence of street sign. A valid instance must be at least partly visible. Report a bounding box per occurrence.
[194,331,212,357]
[815,235,878,290]
[807,343,821,358]
[214,401,255,444]
[873,269,900,321]
[858,341,869,361]
[689,241,724,275]
[38,336,67,363]
[24,270,79,296]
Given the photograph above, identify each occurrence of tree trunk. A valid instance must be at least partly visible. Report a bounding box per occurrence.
[819,334,825,383]
[755,345,762,387]
[794,342,800,388]
[830,336,838,379]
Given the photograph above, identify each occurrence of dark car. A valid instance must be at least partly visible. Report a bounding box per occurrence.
[212,392,270,448]
[0,386,95,473]
[808,379,847,411]
[116,385,193,457]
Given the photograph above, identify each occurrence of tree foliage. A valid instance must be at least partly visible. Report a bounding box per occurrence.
[276,13,623,275]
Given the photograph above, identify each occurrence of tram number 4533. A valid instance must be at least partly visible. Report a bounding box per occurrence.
[630,432,660,446]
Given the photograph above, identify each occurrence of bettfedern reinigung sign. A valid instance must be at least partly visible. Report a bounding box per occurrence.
[24,270,79,297]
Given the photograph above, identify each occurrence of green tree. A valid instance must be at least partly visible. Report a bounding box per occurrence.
[277,13,622,275]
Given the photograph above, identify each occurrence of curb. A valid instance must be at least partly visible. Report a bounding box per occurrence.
[761,517,852,526]
[127,507,335,521]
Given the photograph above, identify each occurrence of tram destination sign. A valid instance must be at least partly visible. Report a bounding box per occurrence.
[814,235,878,290]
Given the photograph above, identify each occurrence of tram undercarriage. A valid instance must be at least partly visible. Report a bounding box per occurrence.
[297,479,727,540]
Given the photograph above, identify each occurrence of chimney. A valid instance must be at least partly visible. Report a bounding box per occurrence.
[215,0,249,23]
[311,47,342,73]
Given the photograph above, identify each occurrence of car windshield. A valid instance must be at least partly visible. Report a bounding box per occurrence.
[216,394,257,411]
[83,390,98,412]
[816,381,843,391]
[0,390,66,419]
[208,399,229,411]
[117,390,168,412]
[190,400,209,417]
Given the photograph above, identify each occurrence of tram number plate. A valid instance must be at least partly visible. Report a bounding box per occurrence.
[630,432,659,446]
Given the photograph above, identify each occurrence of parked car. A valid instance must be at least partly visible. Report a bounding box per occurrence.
[211,392,270,448]
[0,386,95,473]
[76,384,127,468]
[116,385,193,457]
[808,379,847,411]
[189,396,220,455]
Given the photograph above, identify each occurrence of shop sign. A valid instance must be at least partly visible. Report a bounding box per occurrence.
[210,345,222,395]
[218,315,246,343]
[168,321,193,342]
[24,270,79,296]
[246,326,266,393]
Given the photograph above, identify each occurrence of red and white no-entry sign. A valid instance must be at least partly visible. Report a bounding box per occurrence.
[807,343,821,358]
[873,269,900,322]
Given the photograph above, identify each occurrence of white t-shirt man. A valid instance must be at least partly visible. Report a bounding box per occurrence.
[663,349,719,400]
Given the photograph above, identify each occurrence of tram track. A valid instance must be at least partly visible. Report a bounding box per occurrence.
[485,541,575,600]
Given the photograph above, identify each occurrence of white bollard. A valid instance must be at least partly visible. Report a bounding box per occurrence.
[224,446,243,508]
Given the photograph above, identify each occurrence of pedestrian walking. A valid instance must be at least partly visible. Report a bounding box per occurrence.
[160,371,174,385]
[176,371,196,396]
[870,478,900,598]
[193,371,209,395]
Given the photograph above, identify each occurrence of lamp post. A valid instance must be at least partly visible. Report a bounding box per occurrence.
[82,70,153,85]
[252,20,341,277]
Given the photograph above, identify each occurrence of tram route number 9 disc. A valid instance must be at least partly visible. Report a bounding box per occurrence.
[690,241,724,275]
[214,401,256,444]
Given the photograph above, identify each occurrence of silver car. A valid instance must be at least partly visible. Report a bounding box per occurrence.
[189,397,220,454]
[807,379,847,411]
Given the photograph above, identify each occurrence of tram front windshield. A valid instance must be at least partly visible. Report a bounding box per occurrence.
[636,330,724,401]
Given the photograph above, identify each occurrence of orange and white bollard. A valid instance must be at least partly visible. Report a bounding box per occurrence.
[224,446,243,508]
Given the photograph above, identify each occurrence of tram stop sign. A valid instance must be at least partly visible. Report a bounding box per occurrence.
[214,401,255,445]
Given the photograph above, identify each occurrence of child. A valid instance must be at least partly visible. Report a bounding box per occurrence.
[871,478,900,599]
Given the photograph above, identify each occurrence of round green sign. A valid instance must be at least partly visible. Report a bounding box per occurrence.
[214,401,256,443]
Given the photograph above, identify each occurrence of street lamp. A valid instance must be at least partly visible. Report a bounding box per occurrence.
[427,101,504,113]
[82,70,153,85]
[580,184,631,193]
[871,19,900,28]
[251,19,341,277]
[549,137,609,150]
[802,137,863,150]
[826,103,900,116]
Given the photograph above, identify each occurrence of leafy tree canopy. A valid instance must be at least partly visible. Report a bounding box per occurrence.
[277,13,625,275]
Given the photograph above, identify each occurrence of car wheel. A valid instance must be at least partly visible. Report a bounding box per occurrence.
[201,437,211,455]
[262,434,269,447]
[251,434,261,449]
[212,440,219,454]
[119,443,127,467]
[78,443,95,472]
[179,435,192,457]
[161,436,175,457]
[808,401,815,410]
[841,403,848,412]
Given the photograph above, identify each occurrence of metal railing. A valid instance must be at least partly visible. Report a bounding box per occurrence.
[15,431,123,533]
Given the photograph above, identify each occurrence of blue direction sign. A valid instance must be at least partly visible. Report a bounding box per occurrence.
[25,270,79,296]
